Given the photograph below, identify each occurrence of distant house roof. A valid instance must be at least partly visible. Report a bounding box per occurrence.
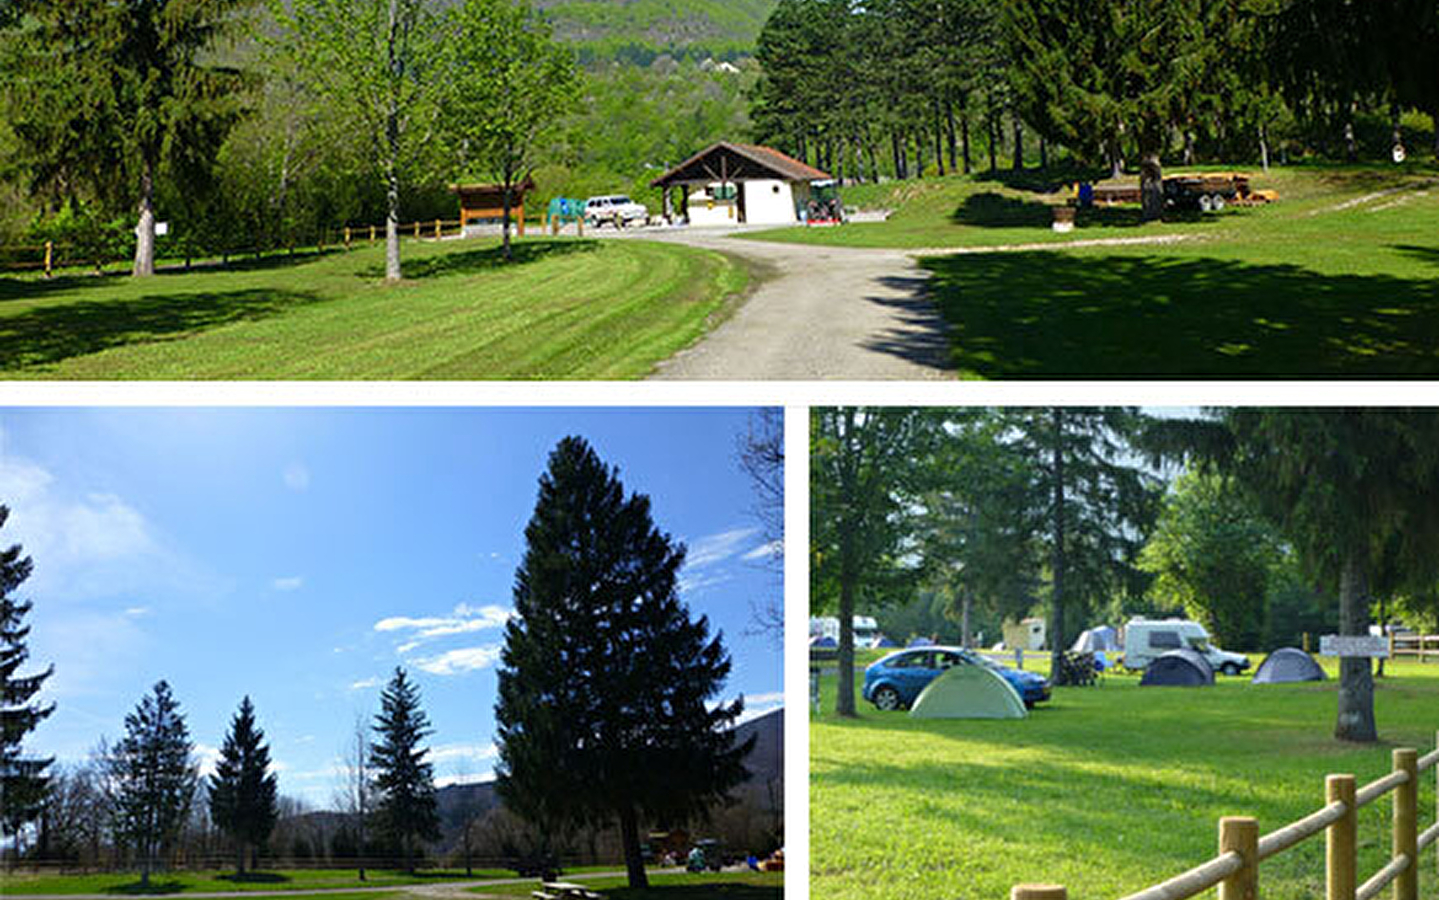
[650,142,831,188]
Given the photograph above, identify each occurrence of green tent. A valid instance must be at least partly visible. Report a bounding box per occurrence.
[909,664,1028,719]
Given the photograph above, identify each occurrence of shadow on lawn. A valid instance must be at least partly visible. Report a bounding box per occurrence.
[360,240,600,281]
[603,883,780,900]
[103,880,187,895]
[0,288,322,371]
[916,251,1439,377]
[950,192,1218,230]
[215,872,291,885]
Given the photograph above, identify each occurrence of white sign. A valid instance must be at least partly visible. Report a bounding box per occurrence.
[1393,144,1407,164]
[156,221,170,236]
[1319,635,1390,658]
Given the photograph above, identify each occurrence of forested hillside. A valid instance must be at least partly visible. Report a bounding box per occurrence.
[538,0,777,59]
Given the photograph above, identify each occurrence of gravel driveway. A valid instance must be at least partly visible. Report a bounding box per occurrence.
[618,227,955,381]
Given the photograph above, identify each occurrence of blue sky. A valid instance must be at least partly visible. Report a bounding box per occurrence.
[0,407,784,807]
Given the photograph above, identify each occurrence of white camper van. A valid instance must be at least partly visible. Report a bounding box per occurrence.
[1121,618,1250,675]
[809,616,882,648]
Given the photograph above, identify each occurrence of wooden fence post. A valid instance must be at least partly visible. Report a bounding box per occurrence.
[1328,774,1357,900]
[1011,885,1066,900]
[43,240,53,279]
[413,220,420,238]
[1219,816,1259,900]
[369,225,376,244]
[1393,748,1417,900]
[344,227,352,250]
[434,219,441,239]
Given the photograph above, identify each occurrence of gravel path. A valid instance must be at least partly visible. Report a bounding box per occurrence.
[631,228,954,381]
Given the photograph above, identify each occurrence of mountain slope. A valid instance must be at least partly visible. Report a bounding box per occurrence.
[536,0,778,54]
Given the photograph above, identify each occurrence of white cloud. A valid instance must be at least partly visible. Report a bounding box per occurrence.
[436,772,495,788]
[678,570,732,597]
[742,539,783,561]
[686,527,760,568]
[124,606,151,618]
[282,462,311,492]
[348,677,382,691]
[742,691,785,706]
[429,742,499,765]
[412,645,503,676]
[195,743,223,778]
[374,603,512,653]
[272,576,304,592]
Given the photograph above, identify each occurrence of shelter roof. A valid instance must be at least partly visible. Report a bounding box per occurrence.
[650,142,831,188]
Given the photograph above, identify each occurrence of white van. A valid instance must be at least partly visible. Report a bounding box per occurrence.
[809,615,882,648]
[1121,618,1250,675]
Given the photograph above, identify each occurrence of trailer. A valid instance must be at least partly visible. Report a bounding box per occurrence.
[1084,174,1277,212]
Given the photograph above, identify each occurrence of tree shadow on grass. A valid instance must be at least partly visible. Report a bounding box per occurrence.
[359,240,601,281]
[0,252,336,304]
[949,192,1217,230]
[214,872,291,885]
[1392,244,1439,269]
[104,880,187,895]
[916,251,1439,377]
[0,288,323,371]
[603,883,780,900]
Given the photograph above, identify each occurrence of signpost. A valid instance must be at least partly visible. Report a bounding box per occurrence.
[1318,635,1390,658]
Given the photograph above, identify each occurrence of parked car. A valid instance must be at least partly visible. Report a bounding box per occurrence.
[1121,618,1250,675]
[863,646,1051,711]
[584,195,648,228]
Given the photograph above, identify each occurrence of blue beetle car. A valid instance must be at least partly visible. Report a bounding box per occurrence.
[863,646,1051,711]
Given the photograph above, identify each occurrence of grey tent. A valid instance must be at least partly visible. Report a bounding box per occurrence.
[876,635,897,648]
[909,663,1028,719]
[809,635,837,649]
[1252,647,1326,684]
[1140,648,1215,687]
[1071,625,1120,653]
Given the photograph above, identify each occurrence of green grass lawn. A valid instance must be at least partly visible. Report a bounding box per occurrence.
[752,164,1439,377]
[468,871,782,900]
[0,237,747,379]
[2,865,627,895]
[812,656,1439,900]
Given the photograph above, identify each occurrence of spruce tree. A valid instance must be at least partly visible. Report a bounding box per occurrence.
[109,681,198,885]
[209,696,279,876]
[0,504,55,845]
[369,668,440,873]
[496,437,753,890]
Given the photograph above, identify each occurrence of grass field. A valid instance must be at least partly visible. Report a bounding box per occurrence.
[2,865,622,895]
[468,870,782,900]
[812,653,1439,900]
[0,237,747,379]
[751,164,1439,377]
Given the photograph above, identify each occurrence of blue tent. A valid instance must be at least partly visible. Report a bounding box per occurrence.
[907,636,935,648]
[875,635,897,648]
[809,635,837,649]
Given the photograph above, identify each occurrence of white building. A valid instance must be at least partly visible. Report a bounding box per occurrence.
[650,142,832,227]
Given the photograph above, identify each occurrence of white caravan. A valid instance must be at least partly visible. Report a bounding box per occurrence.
[1121,618,1250,675]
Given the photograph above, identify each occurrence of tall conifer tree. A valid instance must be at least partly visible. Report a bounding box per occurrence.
[109,681,198,885]
[496,437,752,890]
[369,668,440,873]
[0,504,54,845]
[209,696,279,875]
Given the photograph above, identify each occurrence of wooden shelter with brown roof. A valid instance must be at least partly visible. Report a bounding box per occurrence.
[452,179,537,235]
[650,142,832,226]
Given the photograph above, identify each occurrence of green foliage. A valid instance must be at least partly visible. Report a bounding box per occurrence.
[1139,470,1280,649]
[496,437,751,889]
[369,668,441,871]
[108,681,199,885]
[208,696,279,873]
[539,0,777,57]
[0,505,53,840]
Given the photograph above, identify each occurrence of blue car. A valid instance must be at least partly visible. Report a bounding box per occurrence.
[863,646,1051,711]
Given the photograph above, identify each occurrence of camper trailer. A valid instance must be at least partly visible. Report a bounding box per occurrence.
[1122,618,1250,675]
[809,615,882,648]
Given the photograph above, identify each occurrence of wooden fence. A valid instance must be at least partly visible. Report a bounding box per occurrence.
[1012,735,1439,900]
[1391,634,1439,662]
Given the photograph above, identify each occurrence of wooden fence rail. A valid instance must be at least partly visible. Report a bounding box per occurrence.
[1012,733,1438,900]
[1391,634,1439,662]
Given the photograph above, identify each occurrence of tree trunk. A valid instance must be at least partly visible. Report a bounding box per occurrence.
[933,98,946,176]
[1039,135,1048,170]
[892,131,905,180]
[1012,119,1024,170]
[1259,123,1270,174]
[1334,549,1377,742]
[502,180,514,262]
[961,595,972,649]
[1108,135,1123,179]
[133,159,157,277]
[617,805,648,889]
[1139,146,1164,222]
[1343,115,1357,163]
[961,115,971,174]
[1432,103,1439,158]
[915,129,926,178]
[383,0,403,283]
[946,97,958,173]
[836,534,858,717]
[1048,409,1069,685]
[987,113,998,172]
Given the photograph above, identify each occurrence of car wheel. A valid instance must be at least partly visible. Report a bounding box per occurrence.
[1221,663,1240,676]
[872,686,902,711]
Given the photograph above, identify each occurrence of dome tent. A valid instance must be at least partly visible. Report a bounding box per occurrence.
[1252,647,1326,684]
[908,636,935,648]
[1140,648,1215,687]
[909,663,1028,719]
[809,635,837,649]
[1071,625,1120,653]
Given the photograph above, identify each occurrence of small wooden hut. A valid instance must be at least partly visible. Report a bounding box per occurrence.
[452,179,537,235]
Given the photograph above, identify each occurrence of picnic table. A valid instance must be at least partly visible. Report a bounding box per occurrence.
[533,882,604,900]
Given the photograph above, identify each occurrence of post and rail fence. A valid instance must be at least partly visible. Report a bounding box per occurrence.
[1391,634,1439,662]
[1012,734,1439,900]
